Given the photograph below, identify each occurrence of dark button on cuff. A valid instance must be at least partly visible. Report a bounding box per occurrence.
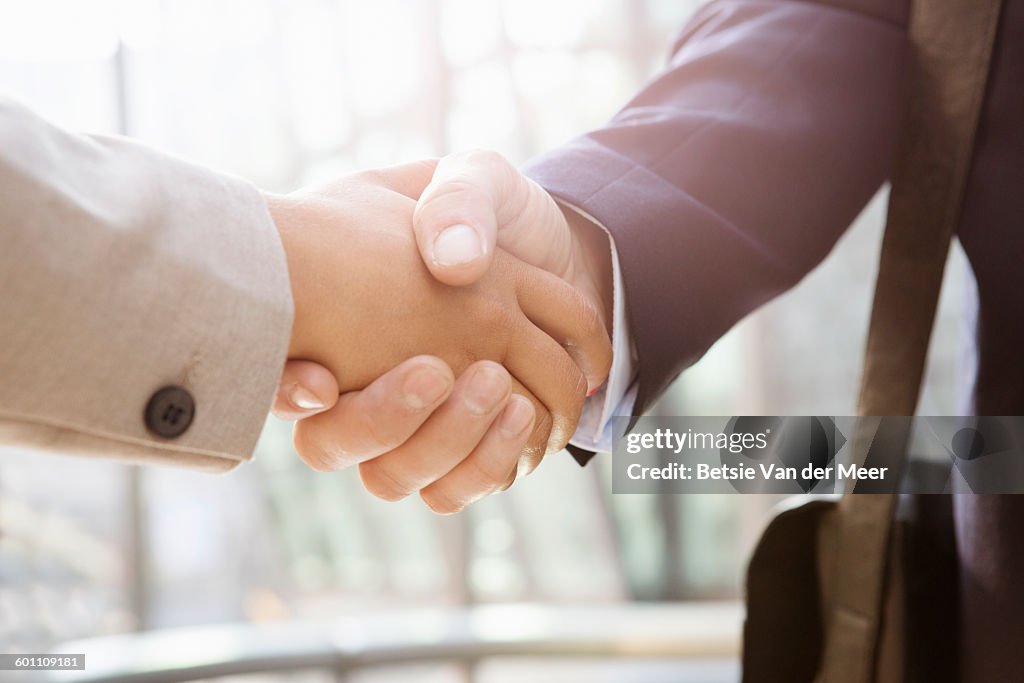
[144,386,195,438]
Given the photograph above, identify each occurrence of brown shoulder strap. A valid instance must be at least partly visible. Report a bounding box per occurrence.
[818,0,1004,681]
[860,0,1004,419]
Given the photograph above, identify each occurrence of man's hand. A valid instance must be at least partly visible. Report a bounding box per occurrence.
[413,150,614,345]
[266,161,611,511]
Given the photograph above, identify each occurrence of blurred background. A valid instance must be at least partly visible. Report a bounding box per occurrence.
[0,0,974,681]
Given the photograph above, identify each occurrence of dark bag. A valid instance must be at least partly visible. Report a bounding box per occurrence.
[741,0,1004,680]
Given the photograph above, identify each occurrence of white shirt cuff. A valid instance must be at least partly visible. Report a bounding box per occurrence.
[558,202,638,455]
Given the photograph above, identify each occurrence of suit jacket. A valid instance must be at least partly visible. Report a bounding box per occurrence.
[0,97,293,472]
[528,0,1023,420]
[525,1,1023,680]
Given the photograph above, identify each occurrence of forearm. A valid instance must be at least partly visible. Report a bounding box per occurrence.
[0,97,293,470]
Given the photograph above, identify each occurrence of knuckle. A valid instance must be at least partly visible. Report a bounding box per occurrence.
[359,461,415,502]
[473,149,519,200]
[355,406,402,454]
[352,168,386,187]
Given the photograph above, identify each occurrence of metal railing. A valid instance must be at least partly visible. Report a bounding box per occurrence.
[48,602,742,683]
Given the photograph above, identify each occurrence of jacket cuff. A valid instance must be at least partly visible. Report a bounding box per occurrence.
[0,100,293,469]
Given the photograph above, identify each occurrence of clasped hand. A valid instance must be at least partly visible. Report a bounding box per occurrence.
[267,152,613,513]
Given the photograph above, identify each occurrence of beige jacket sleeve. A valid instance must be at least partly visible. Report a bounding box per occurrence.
[0,96,294,472]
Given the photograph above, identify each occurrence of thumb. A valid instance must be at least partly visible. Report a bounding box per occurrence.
[413,149,573,286]
[272,360,340,420]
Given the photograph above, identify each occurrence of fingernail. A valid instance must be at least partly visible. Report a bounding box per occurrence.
[498,395,534,438]
[463,365,509,416]
[289,385,325,410]
[403,365,452,410]
[432,224,484,266]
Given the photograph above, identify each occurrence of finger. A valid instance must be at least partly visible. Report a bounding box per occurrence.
[272,360,340,420]
[515,263,613,394]
[419,394,535,514]
[504,376,551,479]
[358,361,512,502]
[413,149,572,286]
[292,356,454,472]
[503,319,589,456]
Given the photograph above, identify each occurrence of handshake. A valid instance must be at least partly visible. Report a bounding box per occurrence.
[265,151,614,513]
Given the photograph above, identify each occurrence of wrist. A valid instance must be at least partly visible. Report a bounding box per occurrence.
[263,191,310,359]
[563,207,614,334]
